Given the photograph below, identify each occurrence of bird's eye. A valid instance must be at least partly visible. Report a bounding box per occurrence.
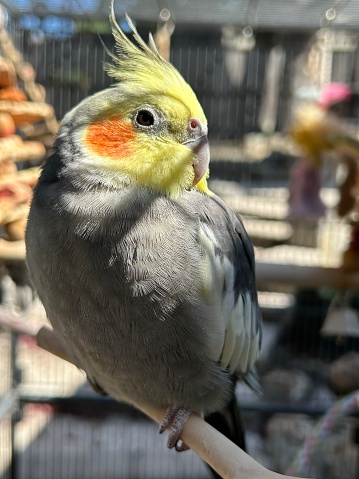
[136,110,155,127]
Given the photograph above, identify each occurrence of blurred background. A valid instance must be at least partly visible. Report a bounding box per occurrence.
[1,0,359,478]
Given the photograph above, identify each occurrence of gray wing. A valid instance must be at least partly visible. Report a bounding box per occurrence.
[197,193,262,378]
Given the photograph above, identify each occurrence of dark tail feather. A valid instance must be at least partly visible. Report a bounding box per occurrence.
[204,392,246,479]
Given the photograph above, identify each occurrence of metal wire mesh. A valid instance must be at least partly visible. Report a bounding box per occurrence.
[1,1,359,478]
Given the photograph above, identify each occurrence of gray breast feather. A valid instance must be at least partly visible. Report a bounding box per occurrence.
[26,164,262,410]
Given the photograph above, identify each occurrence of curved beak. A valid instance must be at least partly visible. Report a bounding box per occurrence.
[184,135,210,185]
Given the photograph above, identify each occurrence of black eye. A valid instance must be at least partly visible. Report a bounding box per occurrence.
[136,110,155,127]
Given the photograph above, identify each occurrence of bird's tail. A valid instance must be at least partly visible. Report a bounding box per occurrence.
[205,392,246,449]
[205,392,246,479]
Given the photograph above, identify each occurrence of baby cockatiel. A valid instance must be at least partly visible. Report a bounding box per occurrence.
[25,4,262,452]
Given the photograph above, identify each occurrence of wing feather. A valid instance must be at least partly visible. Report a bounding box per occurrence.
[220,315,236,368]
[199,194,262,382]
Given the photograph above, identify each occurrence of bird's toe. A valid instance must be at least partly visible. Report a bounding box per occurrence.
[159,406,191,451]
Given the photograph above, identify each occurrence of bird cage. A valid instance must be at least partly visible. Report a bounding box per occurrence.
[0,1,359,478]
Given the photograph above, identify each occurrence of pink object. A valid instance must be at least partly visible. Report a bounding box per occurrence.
[319,83,352,110]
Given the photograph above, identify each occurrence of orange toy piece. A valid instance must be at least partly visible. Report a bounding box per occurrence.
[0,57,16,88]
[0,87,27,102]
[0,112,15,137]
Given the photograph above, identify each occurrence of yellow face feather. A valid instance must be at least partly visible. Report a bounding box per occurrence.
[80,3,211,197]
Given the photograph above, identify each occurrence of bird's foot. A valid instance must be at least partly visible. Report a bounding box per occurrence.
[159,406,191,452]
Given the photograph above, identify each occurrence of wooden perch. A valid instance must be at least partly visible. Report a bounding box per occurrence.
[35,325,312,479]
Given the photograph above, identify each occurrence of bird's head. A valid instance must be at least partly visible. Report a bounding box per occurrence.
[58,4,210,197]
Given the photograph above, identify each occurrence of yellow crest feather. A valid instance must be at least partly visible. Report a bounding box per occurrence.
[105,1,202,110]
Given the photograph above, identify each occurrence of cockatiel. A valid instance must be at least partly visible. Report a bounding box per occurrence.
[25,4,262,453]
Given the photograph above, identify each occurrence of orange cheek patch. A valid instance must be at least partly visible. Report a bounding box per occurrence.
[85,115,135,159]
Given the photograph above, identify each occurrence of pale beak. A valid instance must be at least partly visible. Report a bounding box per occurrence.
[183,118,210,185]
[186,135,210,185]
